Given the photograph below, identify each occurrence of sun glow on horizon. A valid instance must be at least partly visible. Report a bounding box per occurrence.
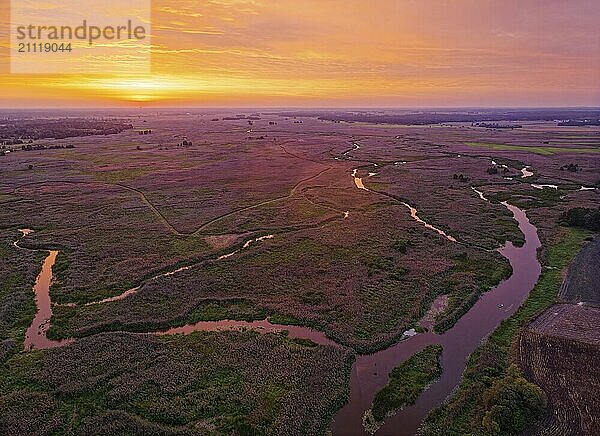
[1,0,599,107]
[55,74,344,103]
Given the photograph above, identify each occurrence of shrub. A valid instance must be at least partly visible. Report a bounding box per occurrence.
[559,207,600,231]
[481,365,546,435]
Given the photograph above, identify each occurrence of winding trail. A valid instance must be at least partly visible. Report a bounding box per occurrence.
[11,140,334,238]
[114,183,186,236]
[186,143,333,235]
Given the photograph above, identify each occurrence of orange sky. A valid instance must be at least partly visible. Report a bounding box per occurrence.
[1,0,599,108]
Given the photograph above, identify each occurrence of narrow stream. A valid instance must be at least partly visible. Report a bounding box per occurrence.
[16,230,74,351]
[471,187,489,202]
[79,235,276,306]
[531,184,558,190]
[330,201,541,435]
[345,142,361,156]
[351,169,456,242]
[156,319,338,347]
[15,230,276,349]
[14,183,541,434]
[400,202,457,243]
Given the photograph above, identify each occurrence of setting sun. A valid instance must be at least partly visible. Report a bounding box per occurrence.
[1,0,599,107]
[1,2,599,435]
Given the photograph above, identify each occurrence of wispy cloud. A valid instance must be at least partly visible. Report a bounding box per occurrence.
[1,0,599,107]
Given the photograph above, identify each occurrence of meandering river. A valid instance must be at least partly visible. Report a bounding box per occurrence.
[17,230,73,351]
[330,201,541,435]
[15,230,277,349]
[15,187,541,434]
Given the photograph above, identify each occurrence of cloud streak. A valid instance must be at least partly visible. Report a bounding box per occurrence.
[1,0,599,107]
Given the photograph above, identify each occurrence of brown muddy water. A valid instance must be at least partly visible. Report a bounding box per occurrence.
[352,168,368,191]
[330,202,541,435]
[17,230,74,350]
[156,319,338,347]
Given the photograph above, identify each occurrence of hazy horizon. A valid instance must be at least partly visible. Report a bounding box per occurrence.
[1,0,599,108]
[1,105,599,111]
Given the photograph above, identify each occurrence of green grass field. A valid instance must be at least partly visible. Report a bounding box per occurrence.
[0,331,353,435]
[464,142,600,155]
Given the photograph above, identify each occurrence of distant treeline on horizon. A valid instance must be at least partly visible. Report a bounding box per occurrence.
[270,109,600,126]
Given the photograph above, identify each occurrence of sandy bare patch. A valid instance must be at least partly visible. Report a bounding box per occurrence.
[205,233,249,250]
[419,295,449,330]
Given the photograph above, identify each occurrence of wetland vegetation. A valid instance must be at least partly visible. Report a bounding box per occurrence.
[364,345,443,432]
[1,110,599,435]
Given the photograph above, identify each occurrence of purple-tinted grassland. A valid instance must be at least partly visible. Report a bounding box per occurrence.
[1,109,599,433]
[0,330,353,435]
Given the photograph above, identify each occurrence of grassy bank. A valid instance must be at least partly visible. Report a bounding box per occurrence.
[464,142,600,155]
[0,229,45,362]
[364,345,443,433]
[0,330,353,435]
[420,227,591,435]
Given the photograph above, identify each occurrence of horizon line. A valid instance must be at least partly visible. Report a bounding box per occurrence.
[1,106,599,111]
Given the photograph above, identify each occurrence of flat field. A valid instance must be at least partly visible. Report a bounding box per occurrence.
[1,111,599,434]
[559,237,600,305]
[519,304,600,435]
